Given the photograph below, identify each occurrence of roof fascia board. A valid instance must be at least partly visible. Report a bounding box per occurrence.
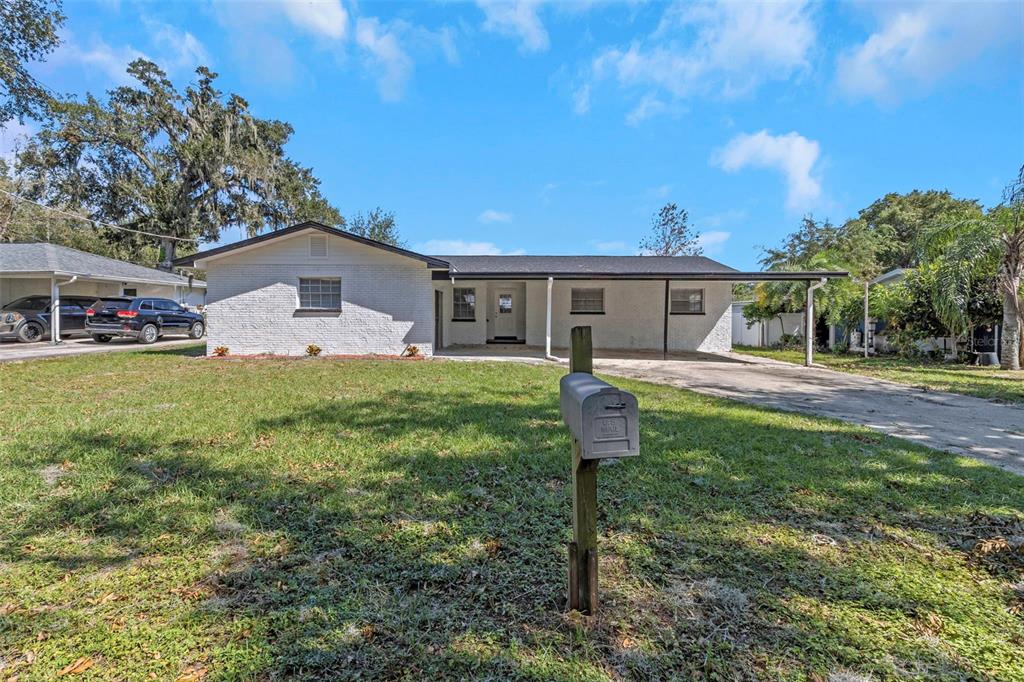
[179,222,449,269]
[432,271,848,281]
[0,270,203,287]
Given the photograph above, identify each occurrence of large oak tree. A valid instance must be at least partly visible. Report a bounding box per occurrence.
[17,59,343,265]
[0,0,63,124]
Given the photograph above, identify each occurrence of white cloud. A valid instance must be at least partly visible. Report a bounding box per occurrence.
[584,0,815,117]
[0,120,34,164]
[478,1,549,53]
[415,239,525,255]
[646,184,672,199]
[695,230,730,255]
[625,93,667,126]
[540,182,558,204]
[355,18,413,102]
[712,130,821,210]
[698,208,746,228]
[478,209,513,224]
[147,20,211,71]
[609,1,813,96]
[836,2,1018,104]
[279,0,348,39]
[572,83,591,115]
[50,33,148,84]
[592,240,629,254]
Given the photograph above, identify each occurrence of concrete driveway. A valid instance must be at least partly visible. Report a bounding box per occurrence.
[438,346,1024,476]
[0,337,201,363]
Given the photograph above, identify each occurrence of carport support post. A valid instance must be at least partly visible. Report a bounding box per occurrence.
[863,280,870,359]
[50,275,60,345]
[804,277,827,366]
[568,325,599,614]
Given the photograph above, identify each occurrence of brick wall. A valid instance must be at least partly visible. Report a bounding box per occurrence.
[204,231,435,356]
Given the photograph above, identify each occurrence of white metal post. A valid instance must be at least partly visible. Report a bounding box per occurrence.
[50,275,60,345]
[805,281,812,366]
[805,278,827,367]
[863,281,869,358]
[545,276,554,360]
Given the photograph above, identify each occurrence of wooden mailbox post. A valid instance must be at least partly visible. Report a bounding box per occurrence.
[568,326,598,613]
[563,326,639,614]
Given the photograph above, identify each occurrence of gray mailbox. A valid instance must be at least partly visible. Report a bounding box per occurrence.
[560,372,639,460]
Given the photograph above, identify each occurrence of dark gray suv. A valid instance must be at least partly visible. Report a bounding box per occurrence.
[0,295,96,343]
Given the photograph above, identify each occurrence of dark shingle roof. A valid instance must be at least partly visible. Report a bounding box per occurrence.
[433,254,846,281]
[435,254,737,277]
[0,243,202,286]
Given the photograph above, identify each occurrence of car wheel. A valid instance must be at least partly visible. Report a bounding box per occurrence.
[17,322,44,343]
[92,335,112,343]
[189,321,205,339]
[138,324,158,344]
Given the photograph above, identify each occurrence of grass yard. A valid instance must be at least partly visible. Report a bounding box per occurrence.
[1,347,1022,681]
[735,345,1024,405]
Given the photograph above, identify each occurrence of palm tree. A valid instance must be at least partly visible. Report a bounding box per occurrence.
[923,166,1024,369]
[921,215,1000,360]
[996,167,1024,370]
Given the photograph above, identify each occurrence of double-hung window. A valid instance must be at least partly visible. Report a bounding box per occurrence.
[298,278,341,310]
[452,287,476,321]
[570,288,604,314]
[670,288,704,314]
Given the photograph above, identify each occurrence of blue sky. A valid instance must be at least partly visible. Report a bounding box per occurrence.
[3,0,1022,269]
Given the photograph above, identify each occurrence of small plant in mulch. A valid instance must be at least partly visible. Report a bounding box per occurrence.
[402,344,421,357]
[212,346,229,357]
[306,344,322,357]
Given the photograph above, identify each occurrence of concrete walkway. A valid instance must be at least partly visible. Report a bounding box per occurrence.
[0,337,200,363]
[437,346,1024,476]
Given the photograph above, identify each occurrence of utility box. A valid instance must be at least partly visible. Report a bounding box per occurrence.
[560,372,639,460]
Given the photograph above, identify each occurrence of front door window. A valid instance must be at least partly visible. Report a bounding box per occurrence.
[495,290,516,337]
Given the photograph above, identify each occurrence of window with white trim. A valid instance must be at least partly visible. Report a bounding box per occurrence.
[671,288,704,314]
[452,287,476,320]
[571,288,604,314]
[298,278,341,310]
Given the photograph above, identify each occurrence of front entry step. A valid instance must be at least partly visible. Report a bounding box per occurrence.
[487,337,525,344]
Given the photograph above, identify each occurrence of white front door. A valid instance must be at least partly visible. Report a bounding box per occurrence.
[494,289,517,337]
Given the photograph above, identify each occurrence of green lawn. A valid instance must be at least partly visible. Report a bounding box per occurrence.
[735,345,1024,404]
[1,347,1022,681]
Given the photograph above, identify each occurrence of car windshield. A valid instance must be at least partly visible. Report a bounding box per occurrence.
[3,296,50,311]
[93,299,131,310]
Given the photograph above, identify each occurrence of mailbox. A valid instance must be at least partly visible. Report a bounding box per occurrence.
[560,372,639,459]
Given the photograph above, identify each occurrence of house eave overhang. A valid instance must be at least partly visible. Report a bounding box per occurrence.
[1,269,205,287]
[432,270,849,281]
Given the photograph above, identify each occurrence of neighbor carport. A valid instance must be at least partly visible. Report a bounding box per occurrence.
[0,243,205,345]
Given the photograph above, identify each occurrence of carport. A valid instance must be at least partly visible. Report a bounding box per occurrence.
[723,271,846,366]
[0,242,205,345]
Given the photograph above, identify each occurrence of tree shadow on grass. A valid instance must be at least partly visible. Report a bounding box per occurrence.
[3,380,1022,679]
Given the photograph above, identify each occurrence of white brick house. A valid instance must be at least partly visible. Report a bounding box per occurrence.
[175,222,840,358]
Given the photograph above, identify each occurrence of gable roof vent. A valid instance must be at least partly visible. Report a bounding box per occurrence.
[309,235,328,258]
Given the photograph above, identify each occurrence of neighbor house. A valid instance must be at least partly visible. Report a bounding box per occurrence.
[174,221,843,358]
[0,242,206,309]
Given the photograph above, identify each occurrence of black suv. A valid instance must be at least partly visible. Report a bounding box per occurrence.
[1,295,98,343]
[85,297,205,344]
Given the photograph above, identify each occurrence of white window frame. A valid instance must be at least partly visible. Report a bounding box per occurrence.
[452,287,476,321]
[298,277,342,311]
[670,288,705,315]
[570,287,605,314]
[309,235,329,259]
